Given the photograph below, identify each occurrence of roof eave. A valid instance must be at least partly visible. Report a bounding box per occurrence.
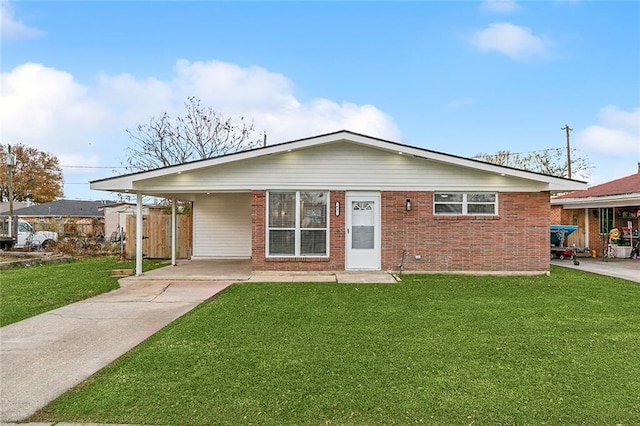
[551,193,640,208]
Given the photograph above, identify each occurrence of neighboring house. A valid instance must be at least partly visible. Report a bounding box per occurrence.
[551,169,640,258]
[91,130,586,275]
[0,201,31,214]
[100,202,164,240]
[11,199,110,237]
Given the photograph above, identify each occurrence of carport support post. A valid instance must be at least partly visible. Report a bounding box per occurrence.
[171,199,177,266]
[136,194,143,276]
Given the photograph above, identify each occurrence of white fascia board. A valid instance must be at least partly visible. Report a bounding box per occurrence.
[551,193,640,209]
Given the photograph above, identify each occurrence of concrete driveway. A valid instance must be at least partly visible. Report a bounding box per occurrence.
[551,257,640,283]
[0,279,232,422]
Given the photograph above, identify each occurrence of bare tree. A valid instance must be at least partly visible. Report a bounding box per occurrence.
[474,147,592,179]
[124,96,263,172]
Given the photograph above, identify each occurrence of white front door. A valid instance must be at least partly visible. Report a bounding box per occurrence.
[346,192,381,270]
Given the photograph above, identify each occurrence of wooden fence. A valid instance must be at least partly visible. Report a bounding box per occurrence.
[125,214,192,259]
[31,218,104,237]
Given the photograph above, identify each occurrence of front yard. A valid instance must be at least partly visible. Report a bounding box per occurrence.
[0,256,165,326]
[29,267,640,425]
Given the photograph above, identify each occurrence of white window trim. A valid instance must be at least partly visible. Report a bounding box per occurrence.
[433,192,499,215]
[266,191,330,257]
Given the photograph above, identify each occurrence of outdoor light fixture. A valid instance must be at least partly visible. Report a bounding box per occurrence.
[405,198,412,211]
[335,202,340,217]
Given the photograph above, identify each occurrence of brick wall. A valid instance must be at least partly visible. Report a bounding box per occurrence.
[381,191,550,273]
[252,190,550,273]
[550,205,562,224]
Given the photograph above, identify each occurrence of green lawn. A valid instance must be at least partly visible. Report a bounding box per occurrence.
[0,256,166,326]
[31,266,640,425]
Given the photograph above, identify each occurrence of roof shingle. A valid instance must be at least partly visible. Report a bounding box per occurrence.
[554,172,640,199]
[11,199,110,217]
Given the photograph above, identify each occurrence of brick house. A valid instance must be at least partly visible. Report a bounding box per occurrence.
[91,130,585,275]
[551,169,640,258]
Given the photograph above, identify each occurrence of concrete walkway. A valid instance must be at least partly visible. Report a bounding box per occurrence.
[0,280,232,422]
[551,257,640,283]
[126,259,399,284]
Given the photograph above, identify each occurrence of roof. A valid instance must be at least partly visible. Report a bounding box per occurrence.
[0,201,31,214]
[91,130,587,195]
[551,172,640,208]
[554,172,640,199]
[12,199,111,217]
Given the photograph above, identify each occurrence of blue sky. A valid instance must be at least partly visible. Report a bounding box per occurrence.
[1,0,639,201]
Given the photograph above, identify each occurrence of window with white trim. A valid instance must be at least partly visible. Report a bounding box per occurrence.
[267,191,329,256]
[434,193,497,215]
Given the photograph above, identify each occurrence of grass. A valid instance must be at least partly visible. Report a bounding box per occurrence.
[0,256,166,326]
[30,266,640,425]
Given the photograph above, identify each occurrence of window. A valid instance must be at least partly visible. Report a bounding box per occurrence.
[434,193,497,215]
[267,191,328,256]
[18,221,32,233]
[599,207,614,234]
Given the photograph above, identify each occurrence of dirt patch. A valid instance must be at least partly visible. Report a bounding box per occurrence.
[0,252,74,269]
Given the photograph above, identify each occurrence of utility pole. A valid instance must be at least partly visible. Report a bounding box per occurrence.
[561,125,573,179]
[6,145,16,237]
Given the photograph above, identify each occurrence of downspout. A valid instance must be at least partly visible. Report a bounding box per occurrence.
[136,194,143,276]
[171,199,177,266]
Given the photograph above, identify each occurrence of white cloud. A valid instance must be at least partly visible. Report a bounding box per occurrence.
[257,99,399,143]
[0,60,401,186]
[172,60,299,113]
[0,0,43,39]
[469,22,552,61]
[0,63,109,155]
[576,106,640,156]
[480,0,520,14]
[95,72,174,128]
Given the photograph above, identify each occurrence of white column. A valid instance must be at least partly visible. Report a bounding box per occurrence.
[136,194,143,276]
[584,208,590,251]
[171,199,177,266]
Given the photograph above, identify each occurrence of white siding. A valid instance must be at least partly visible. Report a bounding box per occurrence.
[138,143,545,193]
[193,193,251,258]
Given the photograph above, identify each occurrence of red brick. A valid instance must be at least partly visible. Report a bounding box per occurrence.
[252,190,550,273]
